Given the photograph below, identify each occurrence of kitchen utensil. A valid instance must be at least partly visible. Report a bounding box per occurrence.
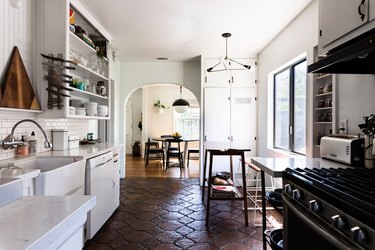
[87,133,94,141]
[264,229,283,250]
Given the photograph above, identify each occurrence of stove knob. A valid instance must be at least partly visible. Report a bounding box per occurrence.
[284,184,293,195]
[309,200,321,212]
[351,226,368,244]
[292,189,302,200]
[331,215,346,230]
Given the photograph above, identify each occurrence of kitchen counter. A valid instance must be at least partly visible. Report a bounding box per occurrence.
[0,195,95,250]
[38,142,122,159]
[250,157,349,177]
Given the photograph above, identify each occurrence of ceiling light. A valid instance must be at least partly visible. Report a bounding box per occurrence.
[207,33,251,72]
[172,85,189,113]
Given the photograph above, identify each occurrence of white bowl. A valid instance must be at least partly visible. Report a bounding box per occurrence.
[84,102,97,107]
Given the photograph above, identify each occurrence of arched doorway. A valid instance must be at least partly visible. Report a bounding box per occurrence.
[124,83,200,178]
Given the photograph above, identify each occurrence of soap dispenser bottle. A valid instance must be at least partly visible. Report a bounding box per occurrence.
[29,131,38,155]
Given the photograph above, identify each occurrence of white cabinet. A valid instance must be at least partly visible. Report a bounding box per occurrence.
[319,0,375,53]
[203,87,257,155]
[36,0,111,120]
[204,58,257,87]
[312,46,337,157]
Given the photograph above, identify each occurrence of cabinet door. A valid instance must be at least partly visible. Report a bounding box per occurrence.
[230,58,257,87]
[204,87,231,148]
[319,0,368,48]
[230,87,257,156]
[204,58,231,87]
[370,0,375,21]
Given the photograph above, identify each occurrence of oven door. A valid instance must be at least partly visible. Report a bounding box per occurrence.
[283,195,366,250]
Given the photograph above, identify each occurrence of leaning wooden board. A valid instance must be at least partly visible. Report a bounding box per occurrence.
[1,46,40,110]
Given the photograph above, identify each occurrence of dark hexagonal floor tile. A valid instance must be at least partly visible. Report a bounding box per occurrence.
[175,238,195,248]
[84,178,273,250]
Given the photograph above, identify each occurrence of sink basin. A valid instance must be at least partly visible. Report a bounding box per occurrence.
[0,166,25,178]
[14,156,86,196]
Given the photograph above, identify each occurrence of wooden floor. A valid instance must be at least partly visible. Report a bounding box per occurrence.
[125,155,200,178]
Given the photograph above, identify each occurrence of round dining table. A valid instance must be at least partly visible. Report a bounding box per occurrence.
[152,137,199,168]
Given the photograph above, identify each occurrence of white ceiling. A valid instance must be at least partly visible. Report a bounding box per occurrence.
[77,0,313,62]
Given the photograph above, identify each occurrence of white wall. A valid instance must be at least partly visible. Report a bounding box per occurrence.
[0,0,35,86]
[257,0,375,158]
[337,74,375,134]
[257,0,318,157]
[131,88,142,144]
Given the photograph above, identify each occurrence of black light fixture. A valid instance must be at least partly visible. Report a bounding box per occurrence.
[207,33,251,72]
[172,85,190,113]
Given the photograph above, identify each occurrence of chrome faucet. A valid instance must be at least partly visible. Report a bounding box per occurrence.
[0,119,52,150]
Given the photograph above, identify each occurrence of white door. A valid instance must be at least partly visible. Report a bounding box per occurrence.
[230,87,257,157]
[319,0,369,48]
[125,100,133,154]
[204,87,231,149]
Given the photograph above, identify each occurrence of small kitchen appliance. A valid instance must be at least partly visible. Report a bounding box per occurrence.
[52,129,68,151]
[320,134,364,167]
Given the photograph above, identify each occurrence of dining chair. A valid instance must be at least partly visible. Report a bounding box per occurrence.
[187,148,199,167]
[145,137,165,167]
[165,138,183,171]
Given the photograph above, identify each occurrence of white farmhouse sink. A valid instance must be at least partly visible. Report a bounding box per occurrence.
[0,178,22,207]
[15,156,85,196]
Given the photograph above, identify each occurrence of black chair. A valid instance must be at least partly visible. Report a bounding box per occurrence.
[187,148,199,167]
[145,138,165,167]
[144,140,159,160]
[165,138,183,171]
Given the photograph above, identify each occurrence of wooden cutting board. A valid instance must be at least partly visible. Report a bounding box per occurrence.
[1,46,40,110]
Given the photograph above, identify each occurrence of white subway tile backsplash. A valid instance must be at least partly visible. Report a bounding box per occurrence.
[0,117,92,161]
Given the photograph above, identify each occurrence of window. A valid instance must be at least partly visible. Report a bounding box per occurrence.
[174,107,200,138]
[274,59,306,155]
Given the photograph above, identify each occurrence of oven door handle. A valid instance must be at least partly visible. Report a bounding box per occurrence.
[284,197,365,250]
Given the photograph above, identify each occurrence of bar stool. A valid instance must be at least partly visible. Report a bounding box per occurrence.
[246,162,275,226]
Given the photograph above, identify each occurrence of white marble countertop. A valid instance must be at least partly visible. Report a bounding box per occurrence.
[38,142,122,159]
[250,157,349,177]
[0,195,95,250]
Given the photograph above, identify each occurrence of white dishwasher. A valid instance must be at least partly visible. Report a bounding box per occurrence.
[85,151,119,240]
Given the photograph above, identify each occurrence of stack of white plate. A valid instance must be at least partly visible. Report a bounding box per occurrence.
[76,107,86,116]
[84,102,97,116]
[97,105,108,117]
[69,106,76,115]
[70,99,84,107]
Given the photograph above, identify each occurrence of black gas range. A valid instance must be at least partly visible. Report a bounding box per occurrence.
[282,166,375,250]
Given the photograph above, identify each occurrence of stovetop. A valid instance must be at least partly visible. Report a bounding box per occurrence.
[284,167,375,226]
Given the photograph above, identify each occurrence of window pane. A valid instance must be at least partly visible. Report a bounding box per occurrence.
[174,107,200,138]
[293,61,307,154]
[274,69,290,150]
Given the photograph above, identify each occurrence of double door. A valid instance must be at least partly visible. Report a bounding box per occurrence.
[203,87,257,154]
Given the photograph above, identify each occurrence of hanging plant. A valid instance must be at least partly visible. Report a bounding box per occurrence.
[153,100,169,113]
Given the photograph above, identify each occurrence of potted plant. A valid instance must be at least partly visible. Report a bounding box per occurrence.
[153,100,169,113]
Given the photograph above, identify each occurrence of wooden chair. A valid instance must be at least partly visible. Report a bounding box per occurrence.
[165,138,184,171]
[144,140,160,161]
[145,138,165,167]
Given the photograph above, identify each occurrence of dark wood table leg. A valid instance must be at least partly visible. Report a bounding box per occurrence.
[261,170,267,250]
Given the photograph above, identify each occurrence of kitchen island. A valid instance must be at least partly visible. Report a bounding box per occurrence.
[0,195,95,250]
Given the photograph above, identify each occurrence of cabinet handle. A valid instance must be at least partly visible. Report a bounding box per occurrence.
[358,0,366,21]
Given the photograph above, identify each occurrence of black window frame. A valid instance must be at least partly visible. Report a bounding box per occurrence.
[273,58,307,155]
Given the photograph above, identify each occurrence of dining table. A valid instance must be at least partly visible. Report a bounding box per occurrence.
[152,137,199,168]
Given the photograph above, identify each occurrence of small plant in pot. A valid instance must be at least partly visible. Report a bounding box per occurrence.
[153,100,169,113]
